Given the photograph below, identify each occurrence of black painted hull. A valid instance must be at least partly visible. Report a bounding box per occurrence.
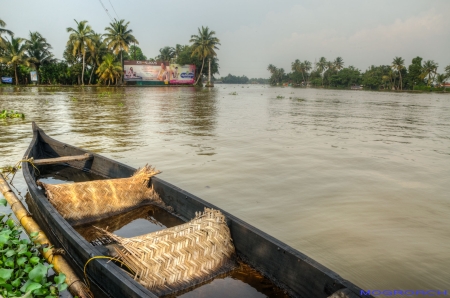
[23,123,370,298]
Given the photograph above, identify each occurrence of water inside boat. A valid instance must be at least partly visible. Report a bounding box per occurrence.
[36,165,289,297]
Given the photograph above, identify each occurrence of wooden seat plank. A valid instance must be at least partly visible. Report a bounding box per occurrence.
[34,153,93,166]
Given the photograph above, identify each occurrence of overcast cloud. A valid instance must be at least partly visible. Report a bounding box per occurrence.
[2,0,449,78]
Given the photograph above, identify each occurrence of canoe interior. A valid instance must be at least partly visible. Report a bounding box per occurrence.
[23,123,370,298]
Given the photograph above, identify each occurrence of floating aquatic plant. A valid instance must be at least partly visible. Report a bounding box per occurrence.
[0,202,68,297]
[0,110,25,119]
[276,95,284,99]
[229,92,238,95]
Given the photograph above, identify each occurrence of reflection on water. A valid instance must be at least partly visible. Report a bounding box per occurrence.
[1,86,450,294]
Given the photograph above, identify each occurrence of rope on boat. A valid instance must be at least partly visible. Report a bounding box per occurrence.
[83,256,135,290]
[2,157,40,183]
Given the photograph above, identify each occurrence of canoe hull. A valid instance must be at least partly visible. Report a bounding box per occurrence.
[23,123,370,298]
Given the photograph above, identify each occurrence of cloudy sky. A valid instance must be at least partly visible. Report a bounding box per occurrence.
[2,0,449,78]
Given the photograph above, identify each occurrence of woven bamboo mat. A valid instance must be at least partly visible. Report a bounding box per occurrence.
[94,208,236,296]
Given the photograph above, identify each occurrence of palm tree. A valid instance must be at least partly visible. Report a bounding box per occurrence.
[317,57,327,86]
[436,74,448,91]
[445,64,450,77]
[67,20,94,85]
[157,46,175,61]
[86,33,107,85]
[391,57,405,90]
[334,57,344,71]
[26,31,54,84]
[96,53,122,86]
[0,18,13,45]
[267,64,277,74]
[0,36,30,85]
[103,19,138,83]
[291,59,302,82]
[190,26,221,85]
[325,61,335,86]
[421,60,438,86]
[301,60,312,84]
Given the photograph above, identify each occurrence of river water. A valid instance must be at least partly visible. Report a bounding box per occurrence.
[1,85,449,295]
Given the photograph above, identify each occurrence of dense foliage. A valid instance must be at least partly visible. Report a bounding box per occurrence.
[268,56,450,90]
[0,199,67,297]
[0,17,220,86]
[218,74,268,84]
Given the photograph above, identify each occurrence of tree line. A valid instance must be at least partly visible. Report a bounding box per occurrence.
[0,18,220,86]
[218,74,268,84]
[268,56,450,90]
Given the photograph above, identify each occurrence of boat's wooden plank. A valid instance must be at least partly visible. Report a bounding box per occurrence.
[34,153,93,165]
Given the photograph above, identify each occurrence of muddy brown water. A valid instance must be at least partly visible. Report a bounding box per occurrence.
[1,86,449,296]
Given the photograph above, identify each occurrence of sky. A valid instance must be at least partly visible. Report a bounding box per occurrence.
[2,0,450,78]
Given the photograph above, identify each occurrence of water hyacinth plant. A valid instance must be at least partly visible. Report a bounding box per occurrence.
[0,199,67,297]
[0,110,25,119]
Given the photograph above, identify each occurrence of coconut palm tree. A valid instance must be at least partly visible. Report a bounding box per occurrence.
[421,60,438,86]
[157,46,175,61]
[103,19,138,83]
[86,33,107,85]
[26,31,54,84]
[334,57,344,71]
[96,53,122,86]
[291,59,302,81]
[301,60,312,83]
[190,26,221,85]
[435,73,448,91]
[0,18,13,46]
[445,65,450,77]
[0,36,30,85]
[317,57,327,86]
[67,20,94,85]
[267,64,277,74]
[391,57,405,90]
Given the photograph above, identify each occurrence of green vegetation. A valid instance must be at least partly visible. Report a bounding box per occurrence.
[0,110,25,119]
[0,17,220,86]
[268,56,450,91]
[189,26,221,85]
[0,199,68,297]
[217,74,268,84]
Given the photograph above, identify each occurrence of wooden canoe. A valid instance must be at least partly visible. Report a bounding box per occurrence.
[22,122,370,298]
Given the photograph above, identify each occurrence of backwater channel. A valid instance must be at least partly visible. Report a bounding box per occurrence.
[1,85,449,296]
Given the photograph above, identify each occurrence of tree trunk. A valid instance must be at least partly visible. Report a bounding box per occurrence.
[194,58,205,85]
[14,63,18,85]
[81,52,86,85]
[36,64,40,85]
[120,50,123,85]
[89,65,95,85]
[301,71,305,85]
[399,71,403,90]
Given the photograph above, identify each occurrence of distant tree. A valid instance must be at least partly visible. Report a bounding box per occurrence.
[334,57,344,71]
[96,53,122,86]
[421,60,438,86]
[189,26,220,85]
[436,73,448,90]
[157,46,175,61]
[86,33,107,84]
[391,57,405,90]
[128,45,147,60]
[104,19,138,83]
[361,65,391,90]
[0,36,30,85]
[329,66,361,88]
[26,31,54,84]
[406,57,424,89]
[0,18,13,45]
[66,20,94,85]
[317,57,327,86]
